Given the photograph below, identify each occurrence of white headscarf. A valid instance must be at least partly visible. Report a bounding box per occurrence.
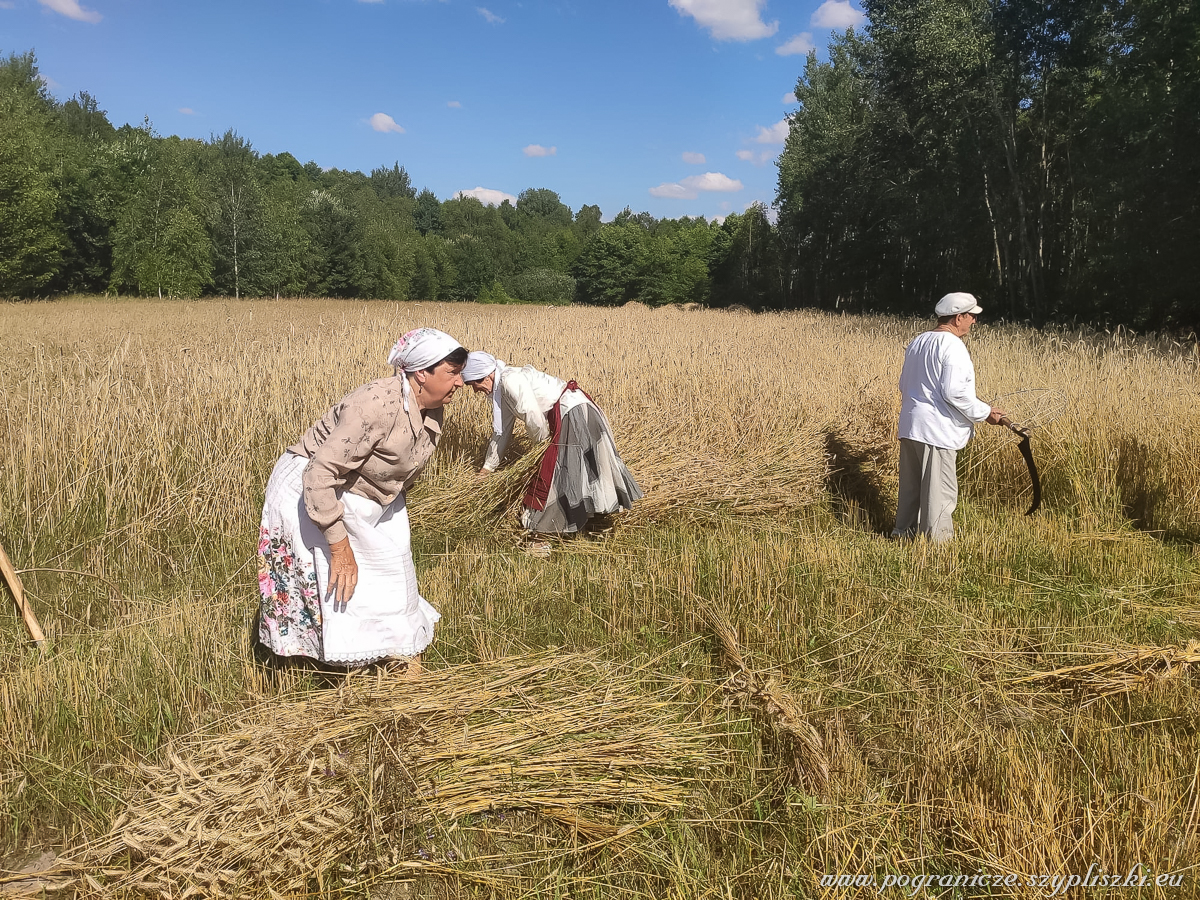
[387,327,463,410]
[462,350,506,435]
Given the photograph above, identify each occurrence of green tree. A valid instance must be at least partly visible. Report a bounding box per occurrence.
[414,188,443,236]
[0,51,66,296]
[504,268,576,304]
[257,179,310,298]
[51,92,120,294]
[710,204,782,309]
[441,195,516,283]
[1076,0,1200,329]
[514,187,573,229]
[572,223,649,305]
[205,129,264,298]
[301,188,367,297]
[370,162,416,201]
[447,234,497,300]
[410,234,455,301]
[111,135,212,298]
[574,204,603,241]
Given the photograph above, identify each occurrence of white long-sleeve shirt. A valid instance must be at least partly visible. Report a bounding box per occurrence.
[481,365,589,471]
[897,330,992,450]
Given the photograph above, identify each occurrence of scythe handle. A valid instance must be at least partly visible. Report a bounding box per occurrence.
[0,542,46,648]
[998,415,1031,438]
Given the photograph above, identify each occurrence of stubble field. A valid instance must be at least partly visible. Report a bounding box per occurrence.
[1,297,1200,898]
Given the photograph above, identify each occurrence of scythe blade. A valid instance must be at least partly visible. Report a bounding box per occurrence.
[1015,433,1042,516]
[999,417,1042,516]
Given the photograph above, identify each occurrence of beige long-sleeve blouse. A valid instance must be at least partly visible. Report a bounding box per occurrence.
[288,375,443,546]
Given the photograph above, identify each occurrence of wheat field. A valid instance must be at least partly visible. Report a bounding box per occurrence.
[1,297,1199,898]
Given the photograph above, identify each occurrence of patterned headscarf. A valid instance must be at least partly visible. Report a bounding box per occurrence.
[462,351,506,435]
[387,328,463,410]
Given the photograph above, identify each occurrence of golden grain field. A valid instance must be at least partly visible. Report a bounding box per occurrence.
[1,298,1199,899]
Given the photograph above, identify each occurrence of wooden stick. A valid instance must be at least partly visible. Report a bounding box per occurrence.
[0,541,46,649]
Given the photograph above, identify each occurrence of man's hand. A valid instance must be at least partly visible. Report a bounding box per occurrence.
[986,407,1005,425]
[327,538,358,611]
[477,467,495,477]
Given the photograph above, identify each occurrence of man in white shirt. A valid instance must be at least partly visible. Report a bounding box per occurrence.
[892,292,1004,541]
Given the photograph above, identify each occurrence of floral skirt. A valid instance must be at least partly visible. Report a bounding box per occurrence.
[256,452,440,665]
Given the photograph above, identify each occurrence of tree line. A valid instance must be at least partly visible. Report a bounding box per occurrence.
[5,0,1199,334]
[0,50,775,309]
[776,0,1200,331]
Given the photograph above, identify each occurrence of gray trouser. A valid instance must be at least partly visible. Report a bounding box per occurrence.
[892,439,959,542]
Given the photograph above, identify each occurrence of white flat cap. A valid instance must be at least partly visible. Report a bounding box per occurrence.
[935,292,983,316]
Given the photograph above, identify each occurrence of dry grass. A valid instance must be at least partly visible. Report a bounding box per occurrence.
[699,600,829,793]
[53,652,728,898]
[1014,640,1200,700]
[2,298,1200,899]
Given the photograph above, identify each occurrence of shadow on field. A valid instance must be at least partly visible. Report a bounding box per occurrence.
[1115,433,1170,533]
[823,430,896,534]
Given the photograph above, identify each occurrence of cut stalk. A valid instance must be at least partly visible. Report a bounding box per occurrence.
[0,540,46,650]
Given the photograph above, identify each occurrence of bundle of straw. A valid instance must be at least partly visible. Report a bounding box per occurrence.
[71,652,724,898]
[699,604,829,793]
[410,416,828,536]
[622,427,827,525]
[1014,640,1200,699]
[408,452,543,536]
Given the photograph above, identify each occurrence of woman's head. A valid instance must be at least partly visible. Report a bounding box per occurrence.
[462,351,501,394]
[412,353,466,409]
[388,329,467,410]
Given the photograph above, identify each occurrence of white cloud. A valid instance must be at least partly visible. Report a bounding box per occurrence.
[754,119,789,144]
[689,172,743,191]
[649,171,744,200]
[477,6,504,24]
[668,0,777,41]
[447,100,462,108]
[682,151,706,164]
[456,186,517,206]
[0,2,17,9]
[775,32,814,56]
[39,0,101,23]
[179,107,195,115]
[810,0,865,29]
[369,112,405,133]
[649,182,696,199]
[523,144,557,157]
[736,148,774,165]
[783,92,797,104]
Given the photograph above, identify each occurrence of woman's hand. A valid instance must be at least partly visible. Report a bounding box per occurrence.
[327,538,358,611]
[478,467,494,477]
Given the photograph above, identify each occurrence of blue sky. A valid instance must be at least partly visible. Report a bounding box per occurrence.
[4,0,865,221]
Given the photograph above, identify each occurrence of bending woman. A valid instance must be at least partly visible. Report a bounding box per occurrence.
[462,351,642,534]
[256,328,467,672]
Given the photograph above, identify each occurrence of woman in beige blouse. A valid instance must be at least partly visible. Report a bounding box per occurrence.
[255,328,467,673]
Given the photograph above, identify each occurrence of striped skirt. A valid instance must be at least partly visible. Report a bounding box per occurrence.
[521,400,643,534]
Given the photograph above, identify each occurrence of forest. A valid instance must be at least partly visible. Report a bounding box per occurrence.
[2,0,1197,330]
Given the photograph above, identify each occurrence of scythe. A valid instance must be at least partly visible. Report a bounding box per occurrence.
[999,416,1042,516]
